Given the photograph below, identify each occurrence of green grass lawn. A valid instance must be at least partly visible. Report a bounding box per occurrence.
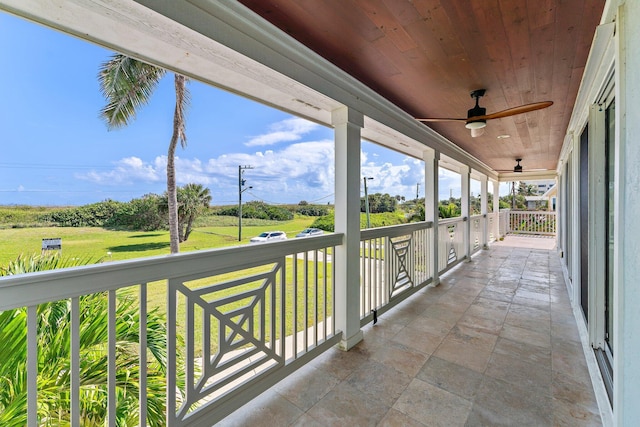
[1,214,332,356]
[0,215,316,267]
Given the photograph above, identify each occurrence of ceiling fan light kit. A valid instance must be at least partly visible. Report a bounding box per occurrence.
[470,127,485,137]
[465,120,486,130]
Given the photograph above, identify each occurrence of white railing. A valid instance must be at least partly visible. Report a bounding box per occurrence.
[359,222,433,323]
[487,212,499,242]
[437,217,466,273]
[469,214,484,255]
[0,234,342,427]
[508,211,557,235]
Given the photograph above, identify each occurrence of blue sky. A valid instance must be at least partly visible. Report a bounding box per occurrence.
[0,12,501,207]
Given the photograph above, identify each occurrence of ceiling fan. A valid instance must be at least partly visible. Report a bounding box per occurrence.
[493,158,548,174]
[416,89,553,137]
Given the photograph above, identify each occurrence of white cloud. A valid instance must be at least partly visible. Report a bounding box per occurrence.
[76,132,465,204]
[76,156,162,185]
[244,117,320,147]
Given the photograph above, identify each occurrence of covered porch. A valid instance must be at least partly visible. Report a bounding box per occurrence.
[2,0,640,426]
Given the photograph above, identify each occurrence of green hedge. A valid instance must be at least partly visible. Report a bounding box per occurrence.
[215,201,293,221]
[311,211,406,232]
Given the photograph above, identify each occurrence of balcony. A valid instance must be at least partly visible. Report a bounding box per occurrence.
[0,217,601,426]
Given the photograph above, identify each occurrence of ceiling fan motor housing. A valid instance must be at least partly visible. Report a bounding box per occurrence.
[514,158,523,173]
[466,106,486,129]
[466,89,487,129]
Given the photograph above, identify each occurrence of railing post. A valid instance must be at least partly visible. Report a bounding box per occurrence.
[460,165,471,260]
[480,175,488,248]
[424,149,439,285]
[332,107,363,350]
[492,180,500,238]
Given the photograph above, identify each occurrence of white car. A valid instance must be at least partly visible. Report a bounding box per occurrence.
[249,231,287,243]
[296,228,324,238]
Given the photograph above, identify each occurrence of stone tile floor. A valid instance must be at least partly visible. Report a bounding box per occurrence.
[218,242,603,426]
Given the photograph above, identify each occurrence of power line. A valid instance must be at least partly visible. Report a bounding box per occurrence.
[0,162,117,170]
[0,189,142,193]
[245,191,334,205]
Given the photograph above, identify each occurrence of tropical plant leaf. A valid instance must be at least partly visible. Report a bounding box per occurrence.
[98,54,166,129]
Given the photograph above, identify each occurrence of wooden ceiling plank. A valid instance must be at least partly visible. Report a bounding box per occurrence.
[353,0,417,53]
[550,0,585,94]
[531,22,555,97]
[527,0,556,30]
[381,0,423,27]
[413,0,465,57]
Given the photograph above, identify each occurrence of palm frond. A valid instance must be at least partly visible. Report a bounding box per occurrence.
[98,54,166,129]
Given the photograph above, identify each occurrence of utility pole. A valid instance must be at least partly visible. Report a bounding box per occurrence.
[238,165,254,241]
[416,182,420,200]
[363,177,374,229]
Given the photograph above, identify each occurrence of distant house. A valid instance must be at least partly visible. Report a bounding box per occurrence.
[525,183,557,211]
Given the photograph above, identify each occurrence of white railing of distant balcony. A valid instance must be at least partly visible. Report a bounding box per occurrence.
[437,216,466,274]
[469,214,484,255]
[487,212,499,242]
[0,234,342,427]
[359,222,433,324]
[508,210,557,235]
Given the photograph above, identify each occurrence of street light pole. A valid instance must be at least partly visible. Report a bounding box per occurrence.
[363,177,374,229]
[238,165,254,241]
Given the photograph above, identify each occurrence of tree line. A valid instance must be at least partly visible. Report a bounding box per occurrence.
[40,183,210,243]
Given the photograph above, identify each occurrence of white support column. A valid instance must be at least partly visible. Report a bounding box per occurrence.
[424,148,439,285]
[332,106,364,351]
[460,165,470,260]
[492,180,500,238]
[480,175,488,248]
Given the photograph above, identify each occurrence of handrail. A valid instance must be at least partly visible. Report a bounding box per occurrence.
[438,216,466,225]
[0,233,343,311]
[360,220,433,240]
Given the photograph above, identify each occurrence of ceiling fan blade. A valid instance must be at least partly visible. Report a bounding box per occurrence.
[416,117,467,122]
[468,101,553,121]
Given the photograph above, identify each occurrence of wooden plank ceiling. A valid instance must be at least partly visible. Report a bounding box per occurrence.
[239,0,604,173]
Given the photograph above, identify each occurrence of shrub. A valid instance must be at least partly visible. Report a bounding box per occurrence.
[215,201,293,221]
[312,210,406,232]
[39,200,123,227]
[295,204,329,216]
[311,212,334,232]
[106,193,167,231]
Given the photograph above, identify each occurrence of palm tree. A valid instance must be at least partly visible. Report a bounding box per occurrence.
[0,253,176,426]
[177,183,212,242]
[98,55,189,254]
